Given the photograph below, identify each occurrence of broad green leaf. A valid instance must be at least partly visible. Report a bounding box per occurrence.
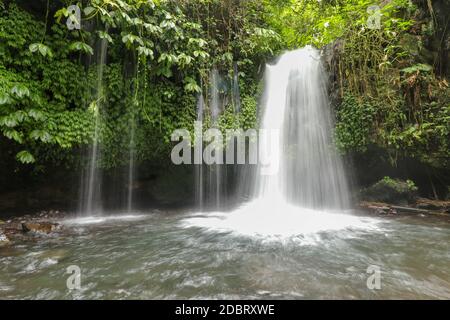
[3,128,23,143]
[184,77,201,93]
[0,92,11,105]
[69,42,94,55]
[29,43,53,58]
[28,109,45,121]
[98,31,113,43]
[83,6,95,16]
[11,85,30,99]
[137,46,154,59]
[16,150,35,164]
[30,130,52,143]
[54,8,69,23]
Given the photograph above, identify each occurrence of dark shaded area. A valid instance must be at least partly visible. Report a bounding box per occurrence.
[352,145,450,199]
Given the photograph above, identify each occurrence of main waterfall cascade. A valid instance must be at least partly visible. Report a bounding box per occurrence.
[255,46,350,209]
[184,46,377,238]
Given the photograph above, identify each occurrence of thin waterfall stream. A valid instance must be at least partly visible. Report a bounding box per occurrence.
[127,110,136,213]
[127,58,141,214]
[80,39,108,215]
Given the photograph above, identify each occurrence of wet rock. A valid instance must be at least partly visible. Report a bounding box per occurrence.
[4,222,24,234]
[22,222,60,234]
[416,198,450,213]
[0,231,10,245]
[359,201,397,215]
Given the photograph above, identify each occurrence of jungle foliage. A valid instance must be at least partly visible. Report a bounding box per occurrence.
[0,0,280,168]
[0,0,449,174]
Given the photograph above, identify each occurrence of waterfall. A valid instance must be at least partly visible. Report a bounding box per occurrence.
[127,108,136,213]
[80,38,108,215]
[207,68,224,209]
[184,47,364,238]
[127,57,142,213]
[255,46,350,210]
[195,93,205,210]
[210,68,221,123]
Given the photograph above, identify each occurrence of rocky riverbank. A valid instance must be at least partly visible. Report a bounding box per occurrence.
[0,210,65,246]
[359,198,450,216]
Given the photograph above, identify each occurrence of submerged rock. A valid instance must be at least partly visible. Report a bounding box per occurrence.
[22,222,60,234]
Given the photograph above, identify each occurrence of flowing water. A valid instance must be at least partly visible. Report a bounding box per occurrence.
[195,93,205,211]
[209,68,224,209]
[0,212,449,299]
[254,46,349,209]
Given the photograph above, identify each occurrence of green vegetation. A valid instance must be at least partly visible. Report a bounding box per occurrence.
[0,0,279,168]
[362,176,419,204]
[0,0,449,195]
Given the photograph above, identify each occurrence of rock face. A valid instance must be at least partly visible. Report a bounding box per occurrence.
[22,222,60,234]
[140,165,195,206]
[321,39,344,110]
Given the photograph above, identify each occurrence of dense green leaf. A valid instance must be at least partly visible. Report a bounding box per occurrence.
[16,150,35,164]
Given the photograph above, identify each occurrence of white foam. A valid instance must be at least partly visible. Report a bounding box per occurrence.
[182,200,380,242]
[63,214,146,225]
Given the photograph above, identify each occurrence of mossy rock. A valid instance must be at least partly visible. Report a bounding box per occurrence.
[361,177,418,205]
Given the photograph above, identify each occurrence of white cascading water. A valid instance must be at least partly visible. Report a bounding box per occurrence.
[255,46,350,209]
[184,47,378,240]
[80,38,108,215]
[208,68,224,208]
